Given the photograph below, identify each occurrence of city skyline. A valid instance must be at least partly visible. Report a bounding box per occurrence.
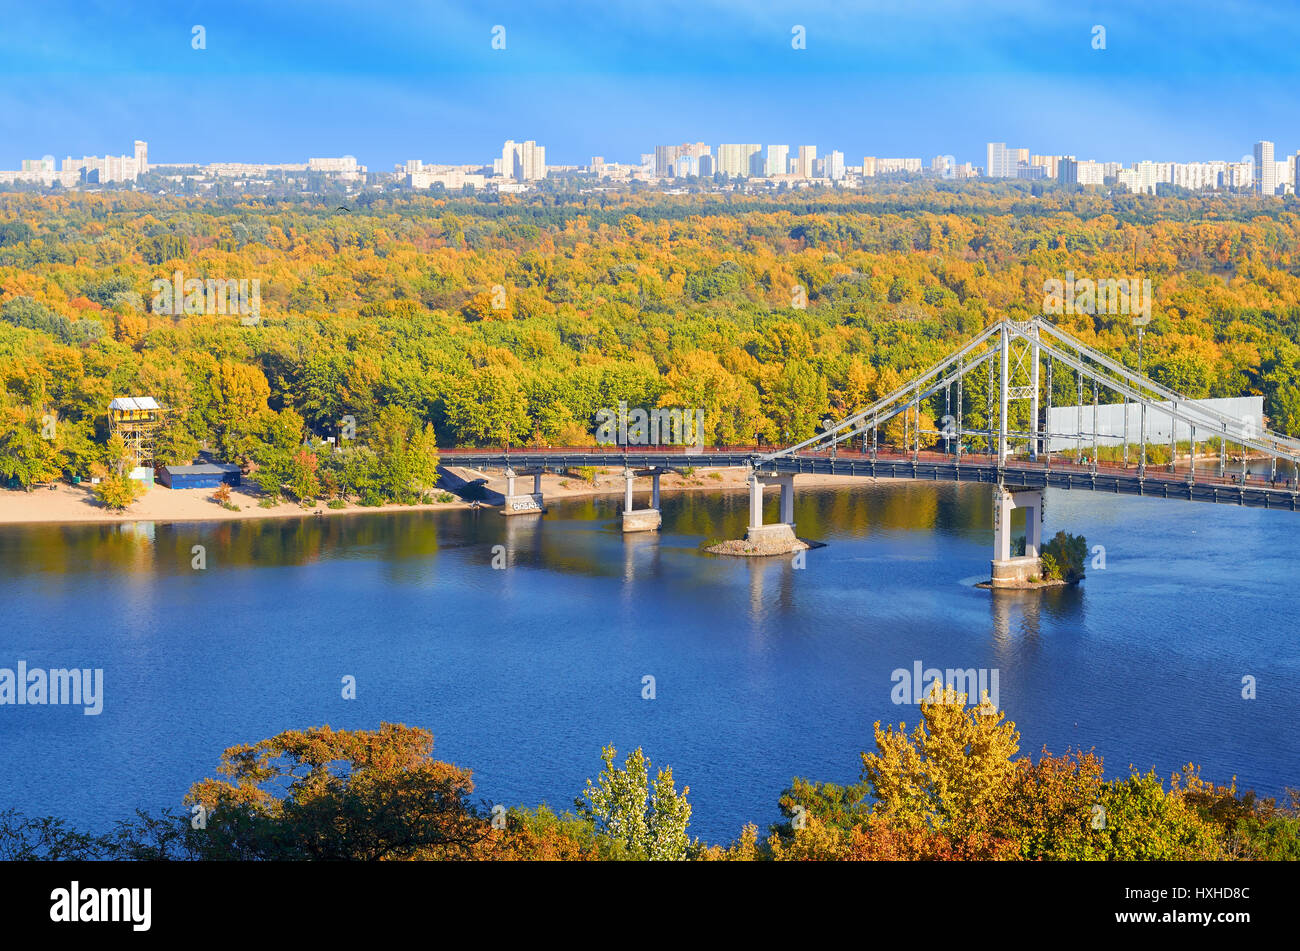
[5,133,1297,197]
[3,1,1299,170]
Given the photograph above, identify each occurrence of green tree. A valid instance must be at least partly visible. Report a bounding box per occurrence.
[370,405,440,502]
[0,407,62,488]
[576,746,693,861]
[764,360,829,443]
[1093,770,1221,860]
[445,365,530,447]
[1041,531,1087,582]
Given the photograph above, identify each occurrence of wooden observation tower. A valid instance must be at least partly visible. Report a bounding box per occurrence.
[108,396,162,470]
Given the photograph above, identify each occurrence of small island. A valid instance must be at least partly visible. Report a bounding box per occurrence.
[979,530,1089,590]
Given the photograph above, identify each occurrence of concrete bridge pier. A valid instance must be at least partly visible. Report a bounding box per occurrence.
[621,468,663,533]
[501,467,546,516]
[990,484,1043,586]
[744,471,799,549]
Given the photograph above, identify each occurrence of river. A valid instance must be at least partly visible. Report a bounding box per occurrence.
[1,480,1296,846]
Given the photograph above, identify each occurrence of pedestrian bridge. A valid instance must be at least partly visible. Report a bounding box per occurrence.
[437,317,1300,584]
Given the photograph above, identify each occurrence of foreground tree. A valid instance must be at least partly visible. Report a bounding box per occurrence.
[861,684,1021,837]
[576,745,693,860]
[183,723,490,860]
[90,434,145,511]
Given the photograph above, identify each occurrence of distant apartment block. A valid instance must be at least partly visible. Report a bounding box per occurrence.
[207,162,309,177]
[986,142,1015,178]
[585,157,650,182]
[766,145,789,177]
[1116,161,1162,195]
[307,156,366,181]
[716,143,761,177]
[1030,154,1059,179]
[797,145,817,179]
[876,158,922,174]
[498,140,546,182]
[1058,157,1108,187]
[1,140,149,186]
[655,142,710,178]
[1254,140,1277,195]
[408,167,488,190]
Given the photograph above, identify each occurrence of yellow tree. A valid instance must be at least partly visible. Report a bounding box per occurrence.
[212,359,272,462]
[861,684,1020,835]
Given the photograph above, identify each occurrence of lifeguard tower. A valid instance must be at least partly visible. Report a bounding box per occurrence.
[108,396,161,482]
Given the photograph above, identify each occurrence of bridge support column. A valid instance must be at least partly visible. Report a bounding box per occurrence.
[501,466,545,517]
[990,485,1043,586]
[743,471,799,551]
[748,471,764,531]
[622,467,662,533]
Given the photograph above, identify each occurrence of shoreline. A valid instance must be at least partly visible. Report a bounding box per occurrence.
[0,465,887,528]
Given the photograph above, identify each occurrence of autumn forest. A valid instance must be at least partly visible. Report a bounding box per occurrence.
[3,185,1300,500]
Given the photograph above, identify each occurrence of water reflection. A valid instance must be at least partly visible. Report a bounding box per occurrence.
[744,554,799,619]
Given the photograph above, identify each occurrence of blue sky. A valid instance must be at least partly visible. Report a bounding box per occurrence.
[2,0,1297,169]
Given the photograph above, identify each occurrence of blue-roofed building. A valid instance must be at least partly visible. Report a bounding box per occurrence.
[157,463,241,489]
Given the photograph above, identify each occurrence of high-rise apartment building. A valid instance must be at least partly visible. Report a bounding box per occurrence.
[986,142,1014,178]
[862,156,877,178]
[655,143,710,178]
[765,145,789,177]
[827,150,845,181]
[499,140,546,181]
[521,141,546,180]
[797,145,817,178]
[308,156,364,180]
[717,144,761,177]
[1058,157,1107,186]
[654,145,678,177]
[501,140,520,179]
[134,140,148,175]
[1030,154,1059,179]
[1254,140,1277,195]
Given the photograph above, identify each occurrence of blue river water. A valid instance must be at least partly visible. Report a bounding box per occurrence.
[1,480,1297,846]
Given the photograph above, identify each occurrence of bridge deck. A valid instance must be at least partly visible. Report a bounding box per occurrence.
[437,447,1300,511]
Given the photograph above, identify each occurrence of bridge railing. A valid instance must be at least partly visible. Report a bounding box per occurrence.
[438,444,1297,491]
[439,444,767,456]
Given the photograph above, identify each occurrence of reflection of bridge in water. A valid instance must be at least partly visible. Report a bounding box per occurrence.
[441,317,1300,586]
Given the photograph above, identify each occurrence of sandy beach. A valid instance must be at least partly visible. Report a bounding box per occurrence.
[0,465,884,527]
